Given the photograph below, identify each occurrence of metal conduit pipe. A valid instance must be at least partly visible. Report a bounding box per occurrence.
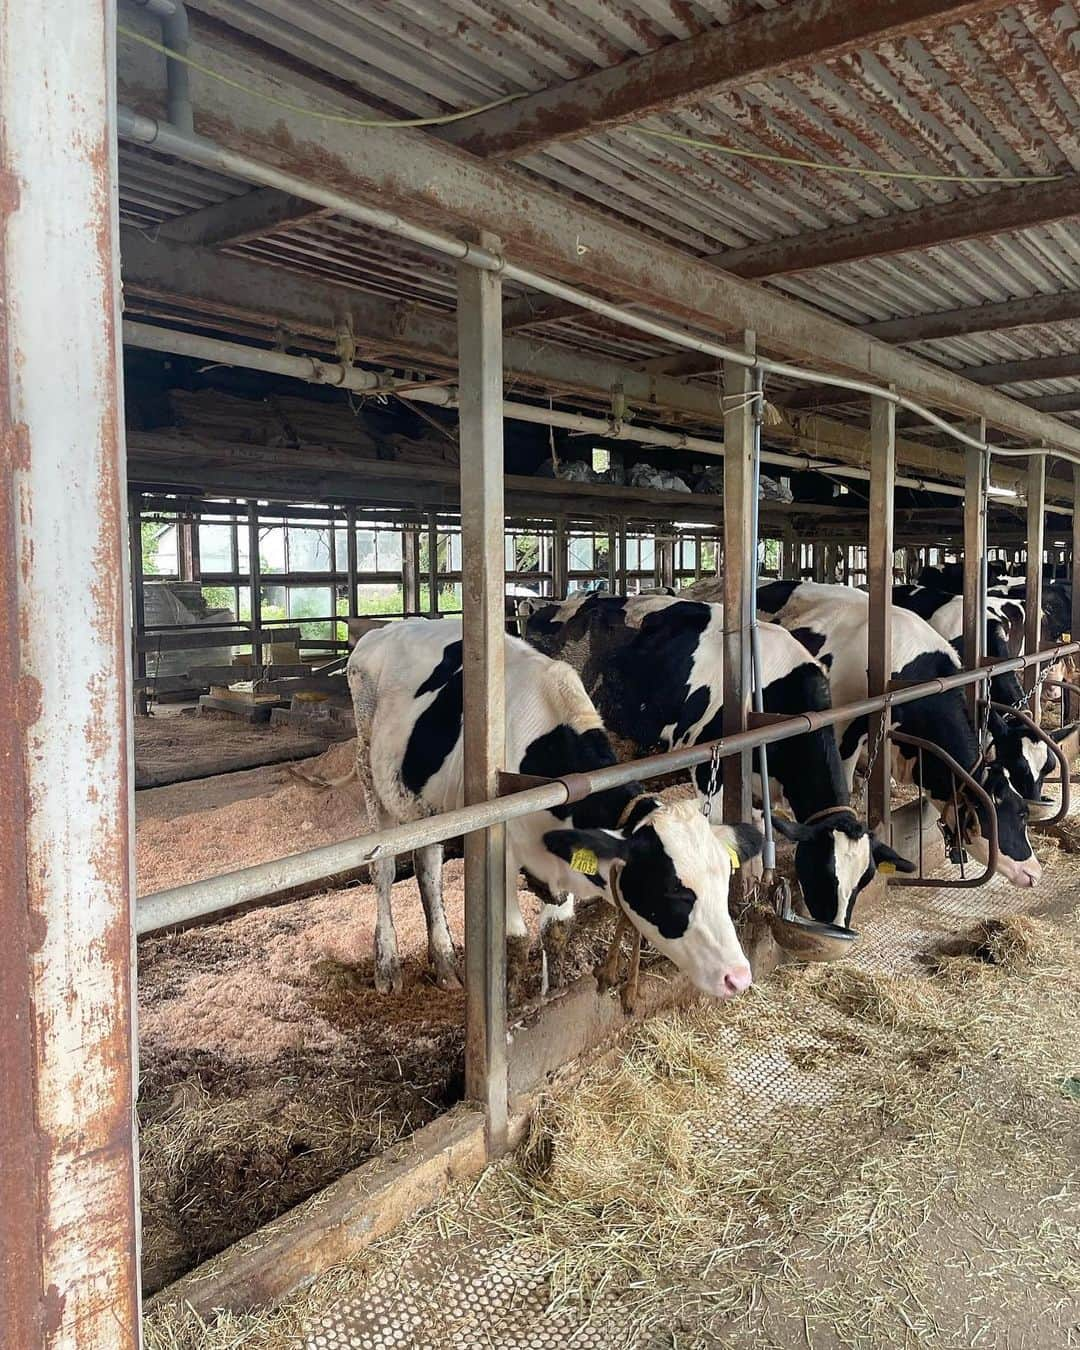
[136,640,1080,935]
[115,109,1071,468]
[122,321,988,505]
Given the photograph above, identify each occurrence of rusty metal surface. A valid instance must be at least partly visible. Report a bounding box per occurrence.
[115,0,1080,427]
[2,1,140,1344]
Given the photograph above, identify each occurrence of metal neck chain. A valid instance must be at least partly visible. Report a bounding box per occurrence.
[1012,656,1055,712]
[701,742,722,818]
[859,710,889,807]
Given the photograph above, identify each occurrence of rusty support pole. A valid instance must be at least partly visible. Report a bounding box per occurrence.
[402,525,421,614]
[606,522,618,592]
[552,517,568,596]
[129,492,148,716]
[345,505,359,620]
[426,515,440,614]
[247,502,262,662]
[0,1,140,1343]
[1024,457,1046,714]
[868,392,895,836]
[458,230,508,1152]
[1071,473,1080,723]
[723,339,755,840]
[962,428,987,722]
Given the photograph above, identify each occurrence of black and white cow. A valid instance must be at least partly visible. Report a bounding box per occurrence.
[523,593,913,929]
[749,581,1041,888]
[892,586,1071,812]
[346,617,763,998]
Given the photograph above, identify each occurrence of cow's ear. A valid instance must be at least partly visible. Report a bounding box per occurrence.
[713,821,764,865]
[871,839,917,874]
[543,828,629,874]
[1051,721,1079,744]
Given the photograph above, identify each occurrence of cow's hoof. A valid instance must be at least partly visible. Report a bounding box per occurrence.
[432,955,463,991]
[374,960,403,995]
[619,982,638,1016]
[506,934,532,1007]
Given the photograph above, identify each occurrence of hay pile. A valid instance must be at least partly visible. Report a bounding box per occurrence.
[147,899,1080,1349]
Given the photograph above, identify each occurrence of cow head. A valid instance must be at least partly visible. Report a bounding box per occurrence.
[986,710,1071,820]
[544,798,763,999]
[772,810,914,926]
[942,762,1041,888]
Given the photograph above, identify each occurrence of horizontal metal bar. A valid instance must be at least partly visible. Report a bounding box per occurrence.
[115,110,1080,468]
[136,641,1080,935]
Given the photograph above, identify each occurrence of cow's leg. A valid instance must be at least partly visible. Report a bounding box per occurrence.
[596,911,632,992]
[621,927,643,1015]
[413,843,461,990]
[539,892,575,997]
[505,848,532,1007]
[352,698,401,994]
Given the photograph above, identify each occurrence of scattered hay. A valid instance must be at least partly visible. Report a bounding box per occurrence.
[145,905,1080,1350]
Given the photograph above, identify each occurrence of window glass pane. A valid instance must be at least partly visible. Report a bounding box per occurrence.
[356,582,404,616]
[334,526,348,571]
[355,529,377,571]
[198,523,233,572]
[375,530,401,571]
[288,585,332,621]
[259,583,286,622]
[258,525,286,573]
[141,521,178,576]
[200,585,235,618]
[289,526,332,571]
[568,535,594,571]
[237,525,249,572]
[445,532,462,572]
[437,582,462,613]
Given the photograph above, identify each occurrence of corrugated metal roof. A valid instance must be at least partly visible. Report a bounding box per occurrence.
[119,0,1080,428]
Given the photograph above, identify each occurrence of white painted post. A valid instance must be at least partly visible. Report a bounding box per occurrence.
[0,2,140,1344]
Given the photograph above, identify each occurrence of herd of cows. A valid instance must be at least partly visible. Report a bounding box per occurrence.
[337,565,1075,1005]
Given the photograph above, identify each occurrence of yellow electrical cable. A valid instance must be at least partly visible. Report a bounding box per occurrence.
[635,127,1063,185]
[117,23,526,127]
[120,23,1064,186]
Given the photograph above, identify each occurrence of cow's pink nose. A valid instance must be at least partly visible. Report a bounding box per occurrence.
[723,963,753,995]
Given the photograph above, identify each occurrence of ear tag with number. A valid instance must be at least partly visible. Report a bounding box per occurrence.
[723,844,741,870]
[877,861,897,875]
[570,847,600,875]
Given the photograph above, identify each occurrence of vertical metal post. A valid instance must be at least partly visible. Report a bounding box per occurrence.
[0,2,140,1343]
[722,342,755,834]
[247,502,262,663]
[1071,473,1080,722]
[618,519,628,592]
[457,232,508,1152]
[178,517,198,581]
[1024,456,1046,712]
[657,531,675,588]
[868,393,895,837]
[427,515,440,614]
[962,429,987,721]
[606,522,617,592]
[402,525,421,614]
[552,517,568,596]
[129,492,148,716]
[345,506,359,620]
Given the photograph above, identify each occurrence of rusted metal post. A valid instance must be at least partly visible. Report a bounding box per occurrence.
[0,2,140,1343]
[458,229,508,1152]
[1024,456,1046,713]
[247,501,262,662]
[868,392,895,836]
[345,505,359,620]
[722,341,755,837]
[402,525,421,614]
[552,517,568,596]
[426,516,440,614]
[606,522,617,592]
[657,530,675,588]
[962,430,987,721]
[129,492,149,716]
[617,519,628,593]
[1072,474,1080,722]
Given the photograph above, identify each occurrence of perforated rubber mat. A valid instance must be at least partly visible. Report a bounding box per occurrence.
[298,837,1080,1350]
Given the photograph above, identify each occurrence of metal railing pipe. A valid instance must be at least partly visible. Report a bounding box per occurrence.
[136,640,1080,935]
[115,109,1080,470]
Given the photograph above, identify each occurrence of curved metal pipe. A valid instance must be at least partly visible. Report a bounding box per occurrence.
[984,699,1071,825]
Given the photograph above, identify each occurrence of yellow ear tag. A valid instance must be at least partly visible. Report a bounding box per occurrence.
[570,846,600,875]
[877,861,897,875]
[723,844,741,870]
[1063,632,1072,643]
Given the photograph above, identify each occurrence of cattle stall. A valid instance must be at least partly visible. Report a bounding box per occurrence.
[6,4,1080,1347]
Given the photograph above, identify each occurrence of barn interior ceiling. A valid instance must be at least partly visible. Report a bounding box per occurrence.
[115,0,1080,513]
